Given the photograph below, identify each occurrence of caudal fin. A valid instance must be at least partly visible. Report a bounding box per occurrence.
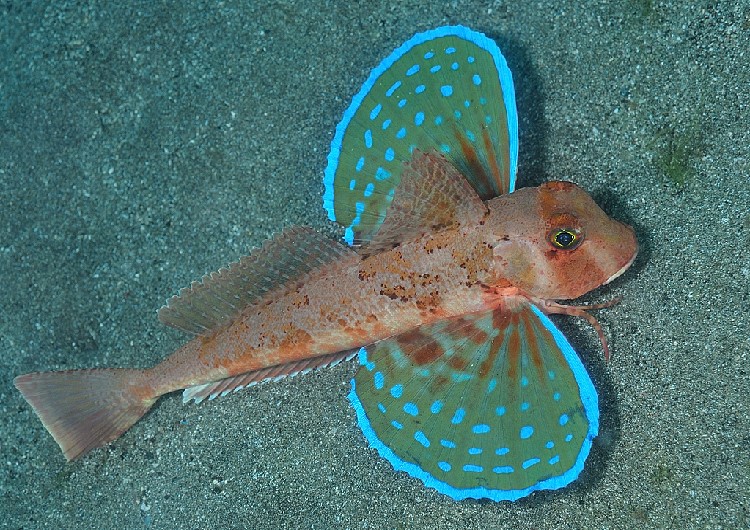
[14,368,157,461]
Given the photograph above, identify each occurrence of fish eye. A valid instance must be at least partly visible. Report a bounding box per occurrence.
[549,228,582,250]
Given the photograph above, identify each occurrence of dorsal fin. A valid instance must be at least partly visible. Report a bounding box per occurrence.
[362,150,487,256]
[158,226,356,335]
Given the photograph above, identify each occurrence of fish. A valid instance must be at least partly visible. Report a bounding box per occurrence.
[14,25,637,502]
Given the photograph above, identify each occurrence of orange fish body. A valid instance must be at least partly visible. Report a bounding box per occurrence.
[152,177,635,393]
[16,26,638,502]
[15,167,635,459]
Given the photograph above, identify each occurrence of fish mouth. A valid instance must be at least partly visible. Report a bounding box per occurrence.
[603,250,637,285]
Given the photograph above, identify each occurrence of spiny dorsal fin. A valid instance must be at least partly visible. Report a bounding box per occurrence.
[182,349,358,404]
[362,150,487,256]
[158,226,356,335]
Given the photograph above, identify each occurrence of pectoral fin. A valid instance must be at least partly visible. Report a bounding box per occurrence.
[349,302,598,501]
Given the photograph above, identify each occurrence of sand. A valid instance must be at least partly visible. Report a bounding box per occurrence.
[1,1,748,528]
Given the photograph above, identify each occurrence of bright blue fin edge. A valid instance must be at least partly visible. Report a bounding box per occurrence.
[348,305,598,501]
[323,25,519,245]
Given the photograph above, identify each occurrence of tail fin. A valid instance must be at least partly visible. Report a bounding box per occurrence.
[14,368,157,461]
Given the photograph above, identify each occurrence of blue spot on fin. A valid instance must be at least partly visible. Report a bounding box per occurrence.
[323,25,518,247]
[349,300,598,501]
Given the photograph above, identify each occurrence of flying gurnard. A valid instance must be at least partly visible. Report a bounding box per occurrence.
[15,25,637,501]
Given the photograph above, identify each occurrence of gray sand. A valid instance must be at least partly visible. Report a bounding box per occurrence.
[1,2,748,529]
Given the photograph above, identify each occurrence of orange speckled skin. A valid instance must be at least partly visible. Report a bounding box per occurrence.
[148,181,637,397]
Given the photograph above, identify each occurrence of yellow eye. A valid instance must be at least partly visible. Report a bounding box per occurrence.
[549,228,581,249]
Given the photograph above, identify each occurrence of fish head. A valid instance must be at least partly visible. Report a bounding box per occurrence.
[487,181,638,300]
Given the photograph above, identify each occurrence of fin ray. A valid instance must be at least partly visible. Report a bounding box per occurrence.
[158,227,356,335]
[14,369,156,461]
[361,150,487,255]
[183,349,358,404]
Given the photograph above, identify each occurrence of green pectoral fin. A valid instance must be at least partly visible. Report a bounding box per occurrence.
[349,303,598,501]
[323,26,519,246]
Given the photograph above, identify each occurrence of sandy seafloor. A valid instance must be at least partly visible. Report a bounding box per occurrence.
[1,1,748,529]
